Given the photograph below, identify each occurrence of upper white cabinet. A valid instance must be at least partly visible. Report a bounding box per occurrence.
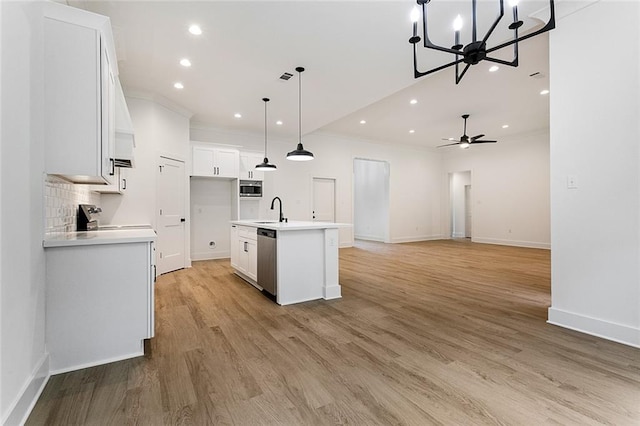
[191,144,239,178]
[240,152,264,181]
[44,3,117,185]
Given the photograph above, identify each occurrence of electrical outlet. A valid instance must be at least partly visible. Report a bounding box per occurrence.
[567,175,578,189]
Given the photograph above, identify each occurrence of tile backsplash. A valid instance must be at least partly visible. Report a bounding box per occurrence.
[45,175,101,236]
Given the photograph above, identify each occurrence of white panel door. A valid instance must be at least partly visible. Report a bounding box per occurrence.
[313,178,336,222]
[157,156,186,274]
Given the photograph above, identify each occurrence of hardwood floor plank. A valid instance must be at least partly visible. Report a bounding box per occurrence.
[27,240,640,425]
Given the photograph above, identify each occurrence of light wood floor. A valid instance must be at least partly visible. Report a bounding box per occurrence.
[27,240,640,425]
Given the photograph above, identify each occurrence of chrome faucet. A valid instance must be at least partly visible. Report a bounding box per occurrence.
[270,197,286,222]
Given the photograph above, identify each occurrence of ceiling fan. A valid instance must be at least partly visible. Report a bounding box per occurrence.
[438,114,497,149]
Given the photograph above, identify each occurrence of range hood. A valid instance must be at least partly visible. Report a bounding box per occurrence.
[114,79,135,168]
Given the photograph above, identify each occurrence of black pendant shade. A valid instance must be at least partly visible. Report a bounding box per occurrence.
[409,0,556,84]
[256,97,276,171]
[287,67,314,161]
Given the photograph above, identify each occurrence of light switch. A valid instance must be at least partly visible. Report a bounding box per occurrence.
[567,175,578,189]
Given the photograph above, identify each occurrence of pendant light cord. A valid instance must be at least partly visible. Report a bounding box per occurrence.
[298,68,302,144]
[264,99,268,157]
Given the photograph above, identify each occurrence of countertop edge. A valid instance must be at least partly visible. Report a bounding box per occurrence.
[43,229,157,248]
[231,220,351,231]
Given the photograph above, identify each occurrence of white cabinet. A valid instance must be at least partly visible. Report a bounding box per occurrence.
[230,225,257,282]
[89,167,128,194]
[192,145,239,178]
[240,152,264,181]
[45,240,155,372]
[44,3,117,185]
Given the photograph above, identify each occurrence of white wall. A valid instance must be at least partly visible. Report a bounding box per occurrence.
[450,171,471,238]
[1,2,49,424]
[353,158,389,242]
[548,1,640,347]
[100,95,191,228]
[442,131,550,248]
[190,177,234,260]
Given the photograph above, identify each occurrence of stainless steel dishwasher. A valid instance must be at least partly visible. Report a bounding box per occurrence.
[257,228,277,297]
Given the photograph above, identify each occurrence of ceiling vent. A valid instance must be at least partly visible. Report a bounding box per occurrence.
[279,72,293,81]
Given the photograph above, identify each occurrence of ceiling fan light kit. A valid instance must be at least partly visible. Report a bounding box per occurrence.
[287,67,314,161]
[438,114,497,148]
[409,0,556,84]
[256,97,277,171]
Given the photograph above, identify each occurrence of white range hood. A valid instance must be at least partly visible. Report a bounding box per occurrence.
[114,79,135,168]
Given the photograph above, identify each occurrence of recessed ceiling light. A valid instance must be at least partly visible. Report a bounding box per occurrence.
[188,25,202,35]
[410,99,418,105]
[489,65,499,72]
[234,113,242,118]
[360,120,366,124]
[540,89,550,95]
[502,124,509,129]
[173,82,184,89]
[179,58,192,67]
[276,120,283,126]
[409,129,415,134]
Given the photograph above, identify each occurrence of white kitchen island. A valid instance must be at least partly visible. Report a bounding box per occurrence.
[230,221,348,306]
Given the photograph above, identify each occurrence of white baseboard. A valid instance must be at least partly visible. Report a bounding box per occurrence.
[548,307,640,348]
[50,350,144,375]
[354,234,386,242]
[473,237,550,249]
[391,234,445,244]
[191,250,230,261]
[323,284,342,300]
[3,353,50,426]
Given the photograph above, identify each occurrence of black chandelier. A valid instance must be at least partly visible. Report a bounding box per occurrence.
[409,0,555,84]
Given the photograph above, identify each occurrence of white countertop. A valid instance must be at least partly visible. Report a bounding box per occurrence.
[231,220,350,231]
[43,228,157,248]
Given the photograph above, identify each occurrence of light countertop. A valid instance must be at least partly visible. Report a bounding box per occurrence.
[44,228,156,248]
[231,220,351,231]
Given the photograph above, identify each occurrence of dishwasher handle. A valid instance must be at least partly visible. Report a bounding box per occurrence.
[257,228,277,238]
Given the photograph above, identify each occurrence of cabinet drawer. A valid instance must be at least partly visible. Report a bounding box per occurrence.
[238,226,257,241]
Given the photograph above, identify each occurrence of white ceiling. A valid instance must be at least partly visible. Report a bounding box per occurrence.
[69,0,554,149]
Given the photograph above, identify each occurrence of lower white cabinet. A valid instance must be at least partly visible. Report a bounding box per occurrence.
[230,225,257,283]
[45,240,155,373]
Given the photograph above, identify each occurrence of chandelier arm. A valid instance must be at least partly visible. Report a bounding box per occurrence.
[485,0,556,54]
[484,56,518,67]
[455,63,472,84]
[421,1,463,56]
[480,0,505,47]
[414,55,466,79]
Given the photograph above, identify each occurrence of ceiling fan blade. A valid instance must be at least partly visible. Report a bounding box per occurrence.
[471,140,497,144]
[442,138,461,142]
[437,142,461,148]
[470,134,485,140]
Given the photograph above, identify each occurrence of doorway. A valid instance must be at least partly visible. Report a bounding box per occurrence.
[312,177,336,222]
[353,158,389,242]
[157,156,186,274]
[449,171,472,239]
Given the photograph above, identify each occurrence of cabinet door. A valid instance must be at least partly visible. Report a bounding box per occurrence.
[240,153,265,180]
[101,40,116,185]
[44,18,102,181]
[230,226,239,269]
[192,146,216,177]
[247,239,258,281]
[215,149,239,178]
[238,239,249,274]
[88,167,124,194]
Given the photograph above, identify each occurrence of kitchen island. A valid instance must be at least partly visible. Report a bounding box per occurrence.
[230,220,348,305]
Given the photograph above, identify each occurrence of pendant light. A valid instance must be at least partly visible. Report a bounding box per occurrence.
[286,67,314,161]
[255,97,277,171]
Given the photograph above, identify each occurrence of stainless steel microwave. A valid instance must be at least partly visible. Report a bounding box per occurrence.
[239,180,262,198]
